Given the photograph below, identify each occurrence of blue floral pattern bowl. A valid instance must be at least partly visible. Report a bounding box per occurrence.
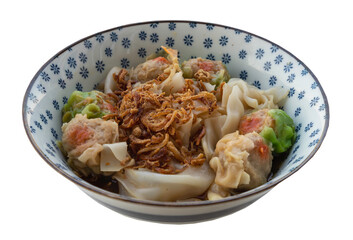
[23,21,329,223]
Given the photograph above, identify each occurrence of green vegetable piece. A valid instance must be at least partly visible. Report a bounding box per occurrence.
[260,109,296,153]
[62,90,114,123]
[82,103,101,119]
[210,69,230,87]
[182,65,193,78]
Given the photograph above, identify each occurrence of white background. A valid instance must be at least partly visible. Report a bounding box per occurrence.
[1,0,351,239]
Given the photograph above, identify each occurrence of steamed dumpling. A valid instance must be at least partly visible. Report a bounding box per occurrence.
[201,79,288,159]
[61,114,119,174]
[207,131,273,200]
[114,163,215,201]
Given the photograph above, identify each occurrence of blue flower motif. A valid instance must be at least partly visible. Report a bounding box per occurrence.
[51,140,58,150]
[63,96,68,104]
[67,57,77,69]
[239,70,248,80]
[203,38,213,49]
[183,34,194,46]
[270,44,279,53]
[190,56,197,59]
[51,128,58,140]
[68,47,72,51]
[139,31,147,40]
[84,40,92,49]
[65,69,73,79]
[30,126,36,133]
[189,22,197,28]
[155,47,162,54]
[295,123,302,132]
[253,81,261,89]
[58,78,66,89]
[46,110,53,120]
[26,106,33,115]
[222,53,231,64]
[269,76,277,86]
[121,58,130,68]
[305,122,314,132]
[79,52,87,63]
[37,84,46,94]
[206,54,215,61]
[308,139,319,147]
[168,22,176,30]
[219,36,228,46]
[34,121,42,130]
[293,156,304,164]
[239,50,247,59]
[287,73,296,83]
[310,129,320,138]
[150,22,159,28]
[284,62,293,73]
[294,134,301,144]
[256,48,265,59]
[293,145,300,154]
[311,82,318,89]
[110,32,118,42]
[310,96,320,107]
[55,163,68,170]
[40,114,48,124]
[122,38,130,48]
[319,104,326,111]
[244,34,252,43]
[95,60,105,73]
[96,34,104,43]
[301,68,308,76]
[76,82,83,91]
[288,87,295,97]
[150,33,159,43]
[52,100,59,110]
[40,71,50,82]
[165,37,174,47]
[80,66,89,79]
[46,149,55,157]
[206,24,214,30]
[234,30,242,34]
[50,64,60,74]
[29,92,39,103]
[105,47,112,57]
[298,90,305,100]
[274,54,283,64]
[138,48,147,58]
[263,61,271,71]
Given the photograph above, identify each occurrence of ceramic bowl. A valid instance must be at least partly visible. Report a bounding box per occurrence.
[23,20,329,223]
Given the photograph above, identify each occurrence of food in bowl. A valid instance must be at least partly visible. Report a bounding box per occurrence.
[58,46,296,202]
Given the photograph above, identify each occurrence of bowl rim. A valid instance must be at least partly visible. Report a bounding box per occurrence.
[22,20,329,207]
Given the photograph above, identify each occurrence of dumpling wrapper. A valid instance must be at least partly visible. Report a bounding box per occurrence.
[100,142,134,172]
[114,163,215,201]
[103,66,122,94]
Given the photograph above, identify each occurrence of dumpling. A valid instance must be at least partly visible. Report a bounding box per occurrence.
[114,163,215,202]
[225,78,288,110]
[181,57,230,86]
[207,131,273,200]
[130,56,171,83]
[239,108,296,153]
[201,79,288,158]
[61,114,120,174]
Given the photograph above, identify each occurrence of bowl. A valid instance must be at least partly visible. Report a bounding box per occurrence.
[23,20,329,223]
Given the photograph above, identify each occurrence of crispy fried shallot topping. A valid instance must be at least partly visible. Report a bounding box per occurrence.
[103,67,218,174]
